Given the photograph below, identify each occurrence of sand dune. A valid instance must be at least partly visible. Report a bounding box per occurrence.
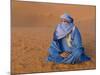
[12,1,95,27]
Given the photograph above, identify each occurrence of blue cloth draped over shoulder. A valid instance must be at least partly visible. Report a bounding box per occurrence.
[47,22,91,64]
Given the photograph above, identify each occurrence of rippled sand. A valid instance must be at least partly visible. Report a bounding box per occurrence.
[11,27,96,74]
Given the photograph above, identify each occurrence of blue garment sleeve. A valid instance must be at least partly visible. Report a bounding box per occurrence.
[48,40,61,57]
[72,27,83,48]
[53,25,58,41]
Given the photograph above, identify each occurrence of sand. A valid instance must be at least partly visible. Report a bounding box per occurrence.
[11,1,96,74]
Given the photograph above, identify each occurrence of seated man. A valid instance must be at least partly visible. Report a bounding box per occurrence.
[47,13,91,64]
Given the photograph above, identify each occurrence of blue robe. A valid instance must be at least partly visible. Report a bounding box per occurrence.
[47,25,91,64]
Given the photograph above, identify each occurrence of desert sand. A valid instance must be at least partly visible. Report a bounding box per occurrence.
[11,1,96,74]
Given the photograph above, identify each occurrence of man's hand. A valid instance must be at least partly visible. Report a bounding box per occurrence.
[60,51,71,58]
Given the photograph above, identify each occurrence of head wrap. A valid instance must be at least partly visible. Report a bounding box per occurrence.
[54,13,75,39]
[60,13,73,23]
